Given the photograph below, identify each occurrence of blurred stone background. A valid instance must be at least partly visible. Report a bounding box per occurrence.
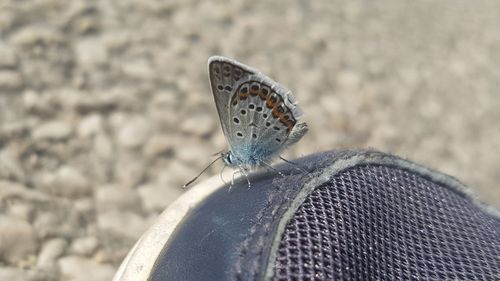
[0,0,499,280]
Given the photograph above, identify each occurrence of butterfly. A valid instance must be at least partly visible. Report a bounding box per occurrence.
[184,56,308,188]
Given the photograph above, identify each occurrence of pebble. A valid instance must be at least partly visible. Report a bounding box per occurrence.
[74,197,94,213]
[0,70,23,91]
[10,26,63,47]
[93,248,129,265]
[335,70,361,90]
[137,184,183,212]
[120,57,154,80]
[175,141,214,165]
[33,212,66,240]
[113,155,146,188]
[0,267,28,281]
[69,236,99,256]
[27,268,60,281]
[0,180,50,203]
[32,207,83,241]
[73,94,117,114]
[143,134,174,158]
[7,202,35,222]
[0,267,57,281]
[22,90,60,117]
[56,166,91,197]
[75,37,107,66]
[97,210,150,239]
[0,44,18,68]
[94,184,141,212]
[77,114,103,137]
[0,215,38,264]
[116,116,151,148]
[32,121,73,141]
[0,120,31,139]
[147,91,181,126]
[59,256,114,281]
[0,147,26,182]
[23,90,40,110]
[157,161,197,187]
[150,91,179,109]
[180,112,215,137]
[39,166,92,198]
[93,133,114,160]
[37,238,68,267]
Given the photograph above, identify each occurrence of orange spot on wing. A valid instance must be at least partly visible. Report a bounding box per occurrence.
[278,116,296,133]
[239,92,249,100]
[266,99,275,108]
[259,92,267,100]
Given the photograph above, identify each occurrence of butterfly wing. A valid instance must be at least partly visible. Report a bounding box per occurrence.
[208,56,307,166]
[208,56,254,146]
[227,79,307,166]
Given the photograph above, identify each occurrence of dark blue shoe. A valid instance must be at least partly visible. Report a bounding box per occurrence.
[113,150,500,281]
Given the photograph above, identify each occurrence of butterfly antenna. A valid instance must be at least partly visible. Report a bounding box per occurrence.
[183,155,223,188]
[212,149,225,156]
[279,156,310,174]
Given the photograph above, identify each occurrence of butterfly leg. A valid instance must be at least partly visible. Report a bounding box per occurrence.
[279,156,310,175]
[219,165,228,185]
[260,161,286,178]
[230,169,241,191]
[238,167,252,189]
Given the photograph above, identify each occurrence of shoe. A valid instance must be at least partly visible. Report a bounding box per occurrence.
[113,150,500,281]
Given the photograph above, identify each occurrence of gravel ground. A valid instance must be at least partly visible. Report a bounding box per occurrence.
[1,0,499,280]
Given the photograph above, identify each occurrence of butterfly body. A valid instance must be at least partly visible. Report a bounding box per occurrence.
[209,56,308,172]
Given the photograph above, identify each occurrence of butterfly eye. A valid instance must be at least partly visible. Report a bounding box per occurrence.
[252,134,257,139]
[233,117,240,124]
[240,109,246,115]
[217,85,223,91]
[276,138,281,143]
[249,104,255,110]
[261,87,269,95]
[240,86,248,94]
[224,85,232,91]
[232,100,237,106]
[256,106,263,112]
[263,113,268,118]
[273,126,280,131]
[266,121,271,127]
[236,132,243,137]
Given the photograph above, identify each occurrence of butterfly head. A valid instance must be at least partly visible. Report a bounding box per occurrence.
[221,151,238,167]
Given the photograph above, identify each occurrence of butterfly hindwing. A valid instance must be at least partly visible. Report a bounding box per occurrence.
[228,80,299,164]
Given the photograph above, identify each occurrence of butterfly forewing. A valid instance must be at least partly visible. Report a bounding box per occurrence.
[208,57,253,144]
